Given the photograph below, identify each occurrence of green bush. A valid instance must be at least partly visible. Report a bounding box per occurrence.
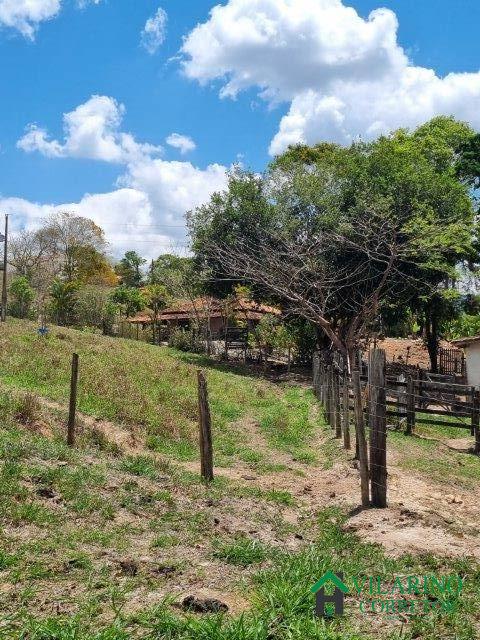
[167,328,206,354]
[8,276,35,319]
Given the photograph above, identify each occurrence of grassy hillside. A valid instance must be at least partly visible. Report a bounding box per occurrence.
[1,320,479,639]
[1,393,478,640]
[0,320,317,466]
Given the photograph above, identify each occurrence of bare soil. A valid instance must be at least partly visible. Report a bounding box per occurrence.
[76,399,480,561]
[6,388,480,624]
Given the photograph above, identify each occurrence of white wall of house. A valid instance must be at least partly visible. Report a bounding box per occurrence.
[464,342,480,387]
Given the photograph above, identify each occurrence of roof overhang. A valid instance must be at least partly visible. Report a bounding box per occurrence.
[451,336,480,348]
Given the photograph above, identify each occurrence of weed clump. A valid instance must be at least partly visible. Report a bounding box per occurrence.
[15,392,41,426]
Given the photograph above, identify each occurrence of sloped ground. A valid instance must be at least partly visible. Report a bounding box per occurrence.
[1,320,480,639]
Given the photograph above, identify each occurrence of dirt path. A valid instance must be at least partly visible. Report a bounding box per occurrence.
[16,389,480,561]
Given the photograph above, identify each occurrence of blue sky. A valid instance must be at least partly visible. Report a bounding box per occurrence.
[0,0,479,256]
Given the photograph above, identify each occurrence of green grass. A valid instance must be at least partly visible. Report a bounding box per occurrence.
[389,429,480,489]
[3,509,479,639]
[259,386,320,462]
[0,320,320,466]
[2,320,480,639]
[213,537,270,566]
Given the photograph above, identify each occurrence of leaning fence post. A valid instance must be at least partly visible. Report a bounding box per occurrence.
[342,375,351,449]
[369,349,387,508]
[197,370,214,482]
[406,375,415,435]
[67,353,79,448]
[352,370,369,507]
[472,389,480,456]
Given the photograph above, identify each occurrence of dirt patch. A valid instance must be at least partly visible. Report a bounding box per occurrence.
[374,337,453,368]
[8,385,480,569]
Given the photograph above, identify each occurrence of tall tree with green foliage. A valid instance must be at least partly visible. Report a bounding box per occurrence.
[457,133,480,189]
[189,117,478,370]
[116,251,146,288]
[109,285,145,318]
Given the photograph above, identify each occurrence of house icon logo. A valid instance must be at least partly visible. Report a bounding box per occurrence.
[311,571,349,618]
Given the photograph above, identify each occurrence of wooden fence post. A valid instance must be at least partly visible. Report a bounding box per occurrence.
[312,354,319,399]
[352,370,369,507]
[406,375,415,435]
[67,353,79,448]
[333,370,342,438]
[369,349,387,508]
[197,370,214,482]
[342,375,351,449]
[326,366,333,427]
[319,362,325,404]
[472,389,480,456]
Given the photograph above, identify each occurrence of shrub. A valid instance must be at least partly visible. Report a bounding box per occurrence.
[14,393,42,426]
[8,276,35,319]
[167,328,206,354]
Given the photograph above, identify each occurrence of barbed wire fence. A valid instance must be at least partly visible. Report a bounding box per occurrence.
[312,347,480,509]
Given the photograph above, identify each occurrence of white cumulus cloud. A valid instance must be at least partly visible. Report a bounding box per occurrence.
[18,95,163,164]
[166,133,196,154]
[1,160,227,257]
[0,0,103,39]
[181,0,480,153]
[76,0,103,7]
[0,190,169,259]
[119,157,227,237]
[141,6,167,54]
[13,96,228,256]
[0,0,61,39]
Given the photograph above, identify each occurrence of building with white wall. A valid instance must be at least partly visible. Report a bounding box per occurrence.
[452,336,480,388]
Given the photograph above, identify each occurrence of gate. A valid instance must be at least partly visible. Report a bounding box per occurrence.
[439,347,465,377]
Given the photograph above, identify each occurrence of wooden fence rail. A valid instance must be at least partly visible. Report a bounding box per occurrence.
[313,349,480,509]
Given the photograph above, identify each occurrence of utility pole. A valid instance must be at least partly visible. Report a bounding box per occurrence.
[1,214,8,323]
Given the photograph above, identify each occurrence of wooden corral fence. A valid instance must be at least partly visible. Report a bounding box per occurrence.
[313,349,480,509]
[439,346,466,377]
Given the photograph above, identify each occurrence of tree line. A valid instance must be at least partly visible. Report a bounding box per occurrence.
[7,214,187,334]
[188,117,480,371]
[6,117,480,371]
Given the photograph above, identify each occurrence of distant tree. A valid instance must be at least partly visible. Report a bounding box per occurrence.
[9,216,113,324]
[8,229,51,282]
[73,286,113,330]
[116,251,146,288]
[69,245,117,286]
[8,276,35,319]
[42,212,108,283]
[49,279,80,326]
[109,285,146,318]
[143,284,170,343]
[149,254,193,290]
